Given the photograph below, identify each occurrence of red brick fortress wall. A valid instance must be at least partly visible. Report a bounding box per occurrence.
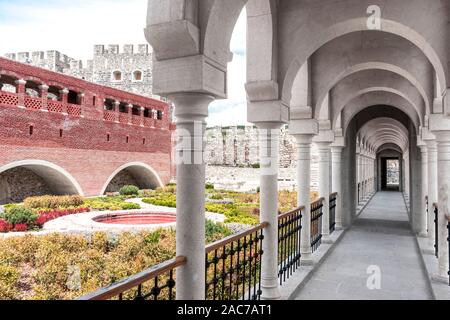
[0,57,173,199]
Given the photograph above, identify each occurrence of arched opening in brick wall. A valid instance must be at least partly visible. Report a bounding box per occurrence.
[101,162,164,194]
[0,160,84,205]
[25,80,41,97]
[47,86,61,101]
[0,74,18,93]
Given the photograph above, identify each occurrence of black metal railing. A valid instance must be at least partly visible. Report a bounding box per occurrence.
[425,196,429,233]
[329,193,337,234]
[78,256,186,300]
[205,222,268,300]
[277,206,303,285]
[310,198,324,253]
[434,203,439,258]
[446,214,450,286]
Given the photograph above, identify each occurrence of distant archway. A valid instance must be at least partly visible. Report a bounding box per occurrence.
[0,160,83,204]
[101,162,164,194]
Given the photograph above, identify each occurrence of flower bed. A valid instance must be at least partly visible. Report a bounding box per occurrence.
[35,208,91,227]
[0,207,91,233]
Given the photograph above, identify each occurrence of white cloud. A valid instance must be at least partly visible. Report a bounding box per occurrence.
[0,0,147,61]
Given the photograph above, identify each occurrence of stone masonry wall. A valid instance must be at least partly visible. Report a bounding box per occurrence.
[205,126,319,192]
[0,167,51,204]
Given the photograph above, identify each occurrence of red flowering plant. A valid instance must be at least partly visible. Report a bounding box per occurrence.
[35,207,90,227]
[0,219,13,233]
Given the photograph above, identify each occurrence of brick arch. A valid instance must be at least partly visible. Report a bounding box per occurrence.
[0,160,84,202]
[100,162,164,195]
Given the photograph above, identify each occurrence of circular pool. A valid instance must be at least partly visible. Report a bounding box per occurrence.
[93,212,176,225]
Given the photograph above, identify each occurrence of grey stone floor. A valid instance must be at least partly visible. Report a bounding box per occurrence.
[294,192,433,300]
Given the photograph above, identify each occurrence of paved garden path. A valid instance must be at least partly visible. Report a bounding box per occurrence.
[294,192,433,300]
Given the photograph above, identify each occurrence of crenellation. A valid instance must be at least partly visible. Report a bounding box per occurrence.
[4,44,155,98]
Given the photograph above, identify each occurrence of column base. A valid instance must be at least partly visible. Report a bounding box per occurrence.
[260,285,281,300]
[300,253,314,266]
[422,246,436,255]
[322,235,334,244]
[431,273,449,284]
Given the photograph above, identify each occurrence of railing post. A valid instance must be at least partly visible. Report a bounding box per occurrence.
[171,93,213,300]
[256,122,282,300]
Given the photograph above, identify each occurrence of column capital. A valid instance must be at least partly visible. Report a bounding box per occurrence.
[38,84,49,90]
[254,121,283,131]
[170,93,213,122]
[60,88,69,94]
[289,118,318,136]
[425,139,437,150]
[331,146,344,153]
[313,129,334,144]
[127,104,133,108]
[15,79,27,85]
[247,100,289,124]
[292,134,315,145]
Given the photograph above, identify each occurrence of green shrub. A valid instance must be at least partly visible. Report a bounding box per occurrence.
[142,194,177,208]
[0,265,19,300]
[120,203,141,210]
[205,183,215,190]
[205,220,232,243]
[24,195,84,209]
[205,203,258,225]
[85,197,139,212]
[4,206,38,225]
[119,185,139,196]
[209,194,224,200]
[251,163,260,169]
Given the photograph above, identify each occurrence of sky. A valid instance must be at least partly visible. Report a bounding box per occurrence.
[0,0,248,127]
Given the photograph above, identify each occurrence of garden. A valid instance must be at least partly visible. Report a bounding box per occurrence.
[0,183,318,300]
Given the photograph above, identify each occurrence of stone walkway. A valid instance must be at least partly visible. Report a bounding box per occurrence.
[294,192,433,300]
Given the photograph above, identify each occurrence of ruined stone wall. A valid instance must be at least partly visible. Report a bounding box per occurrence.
[0,167,51,204]
[105,170,139,193]
[205,126,319,191]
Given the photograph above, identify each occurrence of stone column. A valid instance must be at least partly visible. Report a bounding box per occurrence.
[317,142,332,242]
[113,100,120,123]
[171,93,213,300]
[426,140,438,251]
[39,84,49,111]
[417,145,428,237]
[139,107,145,127]
[332,146,344,229]
[15,79,26,108]
[433,132,450,282]
[356,150,361,204]
[257,122,282,300]
[60,88,69,115]
[127,104,133,124]
[295,134,315,265]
